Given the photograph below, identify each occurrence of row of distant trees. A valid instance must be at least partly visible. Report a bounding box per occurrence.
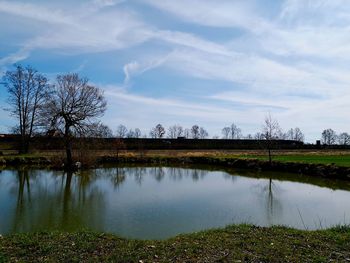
[114,124,350,146]
[114,124,209,139]
[113,122,304,141]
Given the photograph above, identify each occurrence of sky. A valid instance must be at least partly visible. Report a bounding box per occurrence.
[1,0,350,142]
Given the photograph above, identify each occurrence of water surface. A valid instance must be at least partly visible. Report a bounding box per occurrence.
[0,166,350,239]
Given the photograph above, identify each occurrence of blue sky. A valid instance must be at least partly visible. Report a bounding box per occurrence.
[1,0,350,142]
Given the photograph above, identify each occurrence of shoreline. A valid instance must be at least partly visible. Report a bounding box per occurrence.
[2,154,350,181]
[1,225,349,262]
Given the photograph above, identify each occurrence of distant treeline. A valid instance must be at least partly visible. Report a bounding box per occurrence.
[0,135,340,151]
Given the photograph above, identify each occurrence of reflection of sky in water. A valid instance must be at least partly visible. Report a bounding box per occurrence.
[0,167,350,239]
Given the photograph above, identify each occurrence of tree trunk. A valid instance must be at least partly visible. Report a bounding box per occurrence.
[65,141,73,169]
[24,136,30,154]
[62,172,72,225]
[19,136,26,154]
[64,124,73,170]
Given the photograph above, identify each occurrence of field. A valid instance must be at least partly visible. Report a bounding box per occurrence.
[2,149,350,167]
[243,154,350,167]
[132,149,350,167]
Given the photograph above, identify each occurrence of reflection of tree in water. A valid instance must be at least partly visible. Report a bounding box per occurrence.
[223,173,237,183]
[133,167,147,185]
[96,166,211,186]
[10,169,106,233]
[153,167,165,182]
[251,175,283,226]
[94,168,127,188]
[12,169,33,231]
[262,178,283,225]
[168,167,209,181]
[168,167,184,181]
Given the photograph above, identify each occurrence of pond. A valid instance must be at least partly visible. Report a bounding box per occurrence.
[0,165,350,239]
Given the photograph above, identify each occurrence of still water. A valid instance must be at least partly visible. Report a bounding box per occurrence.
[0,166,350,239]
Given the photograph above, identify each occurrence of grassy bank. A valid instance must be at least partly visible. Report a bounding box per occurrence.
[2,149,350,166]
[1,225,350,262]
[3,151,350,180]
[238,154,350,167]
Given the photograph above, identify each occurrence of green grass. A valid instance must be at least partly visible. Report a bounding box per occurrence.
[238,154,350,167]
[1,225,350,262]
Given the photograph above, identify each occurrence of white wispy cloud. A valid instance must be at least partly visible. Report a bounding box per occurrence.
[103,87,263,136]
[123,54,170,84]
[141,0,271,32]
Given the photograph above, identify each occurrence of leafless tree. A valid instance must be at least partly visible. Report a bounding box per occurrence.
[84,123,113,138]
[113,139,126,158]
[286,127,304,142]
[168,124,183,139]
[199,127,209,139]
[116,124,128,138]
[134,128,141,138]
[184,128,191,139]
[230,123,242,139]
[321,129,337,145]
[2,65,50,153]
[254,132,264,140]
[150,124,165,138]
[41,73,107,169]
[222,123,242,139]
[338,132,350,145]
[126,129,135,138]
[262,114,282,164]
[191,125,200,139]
[222,127,230,139]
[245,134,253,139]
[126,128,142,138]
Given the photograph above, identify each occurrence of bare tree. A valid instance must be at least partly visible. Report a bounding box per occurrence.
[113,139,126,158]
[262,114,281,164]
[254,132,264,140]
[338,132,350,145]
[126,128,142,138]
[84,123,113,138]
[41,73,107,169]
[184,128,191,139]
[246,134,253,139]
[191,125,200,139]
[278,130,288,140]
[199,127,209,139]
[321,129,337,145]
[286,127,304,142]
[230,123,242,139]
[294,128,304,142]
[150,124,165,138]
[222,127,230,139]
[134,128,141,138]
[126,129,135,138]
[116,124,128,138]
[168,124,183,138]
[3,65,49,153]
